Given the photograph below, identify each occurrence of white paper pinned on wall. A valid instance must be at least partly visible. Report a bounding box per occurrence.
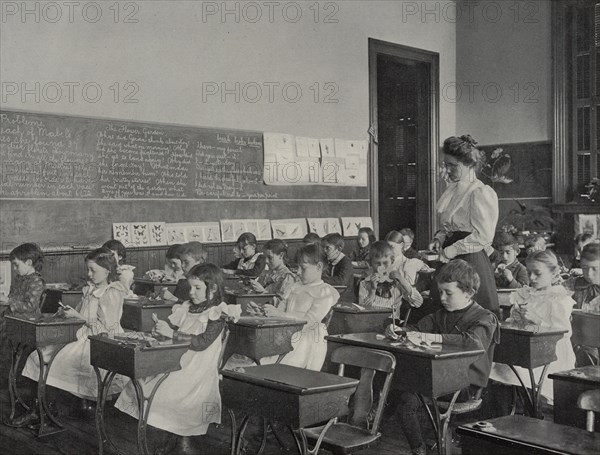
[270,219,307,239]
[341,217,374,236]
[320,138,335,159]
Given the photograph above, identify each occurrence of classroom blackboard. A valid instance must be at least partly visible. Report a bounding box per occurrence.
[0,110,369,246]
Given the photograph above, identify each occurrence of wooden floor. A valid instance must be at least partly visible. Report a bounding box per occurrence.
[0,387,554,455]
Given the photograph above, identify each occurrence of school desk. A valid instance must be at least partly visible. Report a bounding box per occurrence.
[571,310,600,352]
[326,333,483,455]
[221,364,359,455]
[494,322,567,418]
[457,415,600,455]
[221,316,306,367]
[132,278,178,297]
[42,287,84,313]
[223,291,276,307]
[5,314,86,436]
[327,305,391,335]
[120,297,176,332]
[89,334,190,455]
[549,366,600,431]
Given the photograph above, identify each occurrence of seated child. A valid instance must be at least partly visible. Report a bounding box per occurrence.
[566,243,600,311]
[572,232,597,268]
[19,248,129,421]
[489,250,576,404]
[102,240,135,294]
[399,228,420,259]
[247,239,299,307]
[385,230,432,297]
[222,232,266,278]
[256,244,339,371]
[0,243,45,385]
[302,232,321,245]
[161,242,207,303]
[393,260,500,455]
[321,233,353,289]
[165,243,185,281]
[565,242,600,365]
[350,227,376,266]
[492,232,529,288]
[358,241,423,310]
[115,264,241,437]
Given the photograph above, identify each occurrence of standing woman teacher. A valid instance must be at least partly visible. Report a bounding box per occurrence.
[429,135,500,316]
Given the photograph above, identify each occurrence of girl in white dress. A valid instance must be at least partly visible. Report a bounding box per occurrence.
[22,247,129,399]
[489,250,576,403]
[259,243,339,371]
[115,263,241,436]
[429,135,500,316]
[103,239,135,296]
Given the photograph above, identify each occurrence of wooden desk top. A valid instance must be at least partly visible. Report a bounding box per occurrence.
[133,278,177,286]
[332,304,391,314]
[6,313,86,327]
[326,333,484,360]
[499,322,568,337]
[221,364,359,395]
[225,291,276,298]
[231,316,306,329]
[549,365,600,386]
[89,334,189,351]
[457,415,600,455]
[123,297,175,309]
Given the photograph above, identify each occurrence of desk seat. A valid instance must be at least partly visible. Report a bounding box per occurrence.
[302,423,378,452]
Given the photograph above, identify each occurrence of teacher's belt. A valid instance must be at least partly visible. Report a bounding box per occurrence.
[442,231,471,249]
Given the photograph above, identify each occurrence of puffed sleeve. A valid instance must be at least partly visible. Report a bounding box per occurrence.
[444,185,499,259]
[285,286,339,324]
[168,302,190,328]
[539,295,575,331]
[8,274,45,314]
[93,286,126,336]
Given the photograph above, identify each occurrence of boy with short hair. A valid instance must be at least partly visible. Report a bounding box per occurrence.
[391,259,499,455]
[321,233,353,289]
[161,242,207,302]
[492,232,529,288]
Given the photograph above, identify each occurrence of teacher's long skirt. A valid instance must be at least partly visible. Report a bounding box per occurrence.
[430,231,500,317]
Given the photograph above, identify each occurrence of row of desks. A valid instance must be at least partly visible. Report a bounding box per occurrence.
[6,300,600,455]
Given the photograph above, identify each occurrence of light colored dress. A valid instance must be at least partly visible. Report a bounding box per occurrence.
[489,285,576,403]
[267,281,339,371]
[257,265,300,306]
[435,178,498,258]
[22,281,129,399]
[115,301,241,436]
[118,264,135,296]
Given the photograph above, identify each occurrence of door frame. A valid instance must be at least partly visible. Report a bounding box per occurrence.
[368,38,440,243]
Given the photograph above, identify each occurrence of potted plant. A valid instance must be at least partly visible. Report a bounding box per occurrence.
[499,200,556,243]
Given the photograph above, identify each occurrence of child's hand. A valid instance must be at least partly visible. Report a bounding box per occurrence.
[0,291,8,304]
[160,288,177,302]
[502,269,514,282]
[248,280,265,293]
[222,269,235,275]
[62,306,81,319]
[154,320,174,338]
[429,239,441,253]
[263,304,281,317]
[245,301,264,316]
